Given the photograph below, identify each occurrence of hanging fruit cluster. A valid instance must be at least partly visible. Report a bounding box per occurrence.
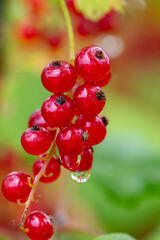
[1,0,111,239]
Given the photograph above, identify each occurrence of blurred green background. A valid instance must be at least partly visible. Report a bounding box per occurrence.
[0,0,160,239]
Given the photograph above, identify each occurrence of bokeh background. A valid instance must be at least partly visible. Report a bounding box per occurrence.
[0,0,160,239]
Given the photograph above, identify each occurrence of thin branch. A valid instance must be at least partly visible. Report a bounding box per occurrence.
[17,128,60,231]
[58,0,75,64]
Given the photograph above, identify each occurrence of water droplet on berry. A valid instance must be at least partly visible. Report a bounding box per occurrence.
[70,170,91,183]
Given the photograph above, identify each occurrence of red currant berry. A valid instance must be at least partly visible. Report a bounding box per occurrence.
[60,154,79,170]
[41,94,75,128]
[73,82,106,116]
[24,211,53,240]
[98,10,123,31]
[29,108,49,129]
[98,71,111,87]
[18,23,38,40]
[47,34,62,48]
[67,0,82,15]
[75,46,110,82]
[21,125,52,155]
[28,108,56,140]
[41,60,77,93]
[74,146,93,172]
[76,115,108,146]
[1,171,33,203]
[33,155,61,183]
[71,81,82,95]
[56,125,88,155]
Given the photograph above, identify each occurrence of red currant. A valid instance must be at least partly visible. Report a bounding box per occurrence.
[73,82,106,116]
[24,211,53,240]
[29,108,50,129]
[71,81,82,95]
[33,155,61,183]
[74,146,93,172]
[27,0,48,15]
[98,71,111,87]
[47,34,62,48]
[60,154,79,170]
[56,125,88,156]
[1,171,33,203]
[18,23,38,40]
[41,60,77,93]
[75,46,110,82]
[21,125,52,155]
[76,115,108,146]
[98,10,123,31]
[67,0,82,16]
[28,108,56,140]
[41,94,75,128]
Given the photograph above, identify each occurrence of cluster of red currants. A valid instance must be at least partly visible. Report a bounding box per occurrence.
[1,45,111,240]
[67,0,123,36]
[16,0,62,48]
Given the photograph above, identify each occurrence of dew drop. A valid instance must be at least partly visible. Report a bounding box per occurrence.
[70,170,91,183]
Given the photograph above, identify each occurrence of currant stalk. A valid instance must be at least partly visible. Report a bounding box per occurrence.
[58,0,75,64]
[17,128,59,231]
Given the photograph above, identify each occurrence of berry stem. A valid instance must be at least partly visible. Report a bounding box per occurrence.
[58,0,75,64]
[18,128,60,230]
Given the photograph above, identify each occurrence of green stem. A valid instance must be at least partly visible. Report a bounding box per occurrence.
[58,0,75,64]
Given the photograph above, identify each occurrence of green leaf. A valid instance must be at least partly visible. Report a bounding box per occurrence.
[57,232,93,240]
[94,233,136,240]
[74,0,124,21]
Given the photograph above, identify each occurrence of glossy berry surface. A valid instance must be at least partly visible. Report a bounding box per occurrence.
[41,60,77,93]
[76,115,107,146]
[28,108,56,140]
[74,146,93,172]
[56,125,88,156]
[21,125,52,155]
[73,82,106,116]
[29,108,50,129]
[75,46,110,82]
[33,155,61,183]
[60,154,79,170]
[71,81,82,96]
[41,94,75,127]
[24,211,53,240]
[98,71,111,87]
[1,171,33,203]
